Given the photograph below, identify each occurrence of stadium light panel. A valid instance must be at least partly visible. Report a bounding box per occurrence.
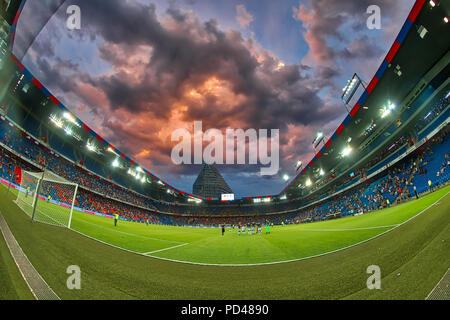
[305,178,312,187]
[86,141,96,152]
[341,146,352,157]
[112,158,119,167]
[253,198,262,203]
[445,17,449,23]
[429,0,436,7]
[63,112,74,121]
[280,195,287,200]
[319,169,325,176]
[283,174,289,181]
[64,126,72,136]
[49,114,63,128]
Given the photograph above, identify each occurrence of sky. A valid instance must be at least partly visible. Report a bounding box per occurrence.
[14,0,416,197]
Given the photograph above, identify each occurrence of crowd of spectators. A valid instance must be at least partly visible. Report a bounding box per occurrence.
[1,113,449,226]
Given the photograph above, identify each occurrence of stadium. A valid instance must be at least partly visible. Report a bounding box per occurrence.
[0,0,449,303]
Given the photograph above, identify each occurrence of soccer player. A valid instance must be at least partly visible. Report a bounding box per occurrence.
[25,186,30,198]
[222,225,225,236]
[266,224,270,234]
[114,213,119,227]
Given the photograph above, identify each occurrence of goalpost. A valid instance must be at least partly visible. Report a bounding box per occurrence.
[14,169,79,229]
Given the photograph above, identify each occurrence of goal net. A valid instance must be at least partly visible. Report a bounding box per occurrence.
[15,169,79,228]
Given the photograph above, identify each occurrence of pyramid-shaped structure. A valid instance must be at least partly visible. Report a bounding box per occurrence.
[193,164,232,199]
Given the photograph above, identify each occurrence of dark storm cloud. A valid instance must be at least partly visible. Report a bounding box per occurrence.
[20,0,413,195]
[62,0,340,131]
[293,0,406,68]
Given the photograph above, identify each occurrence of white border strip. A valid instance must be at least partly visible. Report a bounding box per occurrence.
[0,212,60,299]
[425,267,450,300]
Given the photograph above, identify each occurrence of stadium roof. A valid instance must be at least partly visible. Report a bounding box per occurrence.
[4,0,450,203]
[282,0,450,198]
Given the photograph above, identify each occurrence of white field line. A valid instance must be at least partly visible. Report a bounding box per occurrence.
[9,183,450,267]
[12,198,189,257]
[143,243,189,255]
[15,200,67,229]
[74,216,185,244]
[299,224,399,232]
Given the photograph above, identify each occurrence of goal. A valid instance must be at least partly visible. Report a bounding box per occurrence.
[14,169,79,228]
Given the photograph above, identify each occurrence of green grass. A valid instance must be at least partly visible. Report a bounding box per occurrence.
[0,184,449,299]
[0,231,35,300]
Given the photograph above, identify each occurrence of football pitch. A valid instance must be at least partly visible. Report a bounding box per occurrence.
[0,183,449,299]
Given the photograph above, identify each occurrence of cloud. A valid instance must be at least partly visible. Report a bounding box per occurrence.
[20,0,414,195]
[292,0,413,71]
[236,4,254,28]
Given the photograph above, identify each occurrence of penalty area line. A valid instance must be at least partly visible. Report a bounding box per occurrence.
[143,243,189,255]
[300,224,399,232]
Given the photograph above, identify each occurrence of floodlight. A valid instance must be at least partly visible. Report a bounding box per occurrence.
[305,178,312,186]
[429,0,436,7]
[342,146,352,157]
[381,108,391,118]
[112,159,119,167]
[319,169,325,176]
[86,141,96,152]
[64,126,72,136]
[445,17,449,23]
[283,174,289,181]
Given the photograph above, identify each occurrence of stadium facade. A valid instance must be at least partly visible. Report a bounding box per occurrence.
[0,0,449,227]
